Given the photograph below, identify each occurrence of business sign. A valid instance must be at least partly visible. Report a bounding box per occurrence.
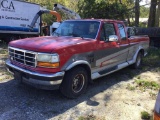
[0,0,15,12]
[0,0,40,32]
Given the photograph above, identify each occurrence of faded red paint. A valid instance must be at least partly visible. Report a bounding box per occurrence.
[9,19,149,73]
[9,36,98,73]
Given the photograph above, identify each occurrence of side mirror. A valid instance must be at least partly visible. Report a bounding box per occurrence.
[108,35,118,42]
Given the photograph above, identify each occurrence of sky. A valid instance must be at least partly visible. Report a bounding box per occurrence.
[140,0,151,6]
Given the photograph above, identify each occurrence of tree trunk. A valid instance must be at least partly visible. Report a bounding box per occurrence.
[135,0,140,27]
[155,1,160,27]
[127,17,131,26]
[148,0,157,27]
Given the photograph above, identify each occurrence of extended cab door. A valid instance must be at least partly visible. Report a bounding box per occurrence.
[94,22,121,71]
[116,23,130,63]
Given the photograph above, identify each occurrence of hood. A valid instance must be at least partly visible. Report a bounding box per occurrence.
[9,36,91,53]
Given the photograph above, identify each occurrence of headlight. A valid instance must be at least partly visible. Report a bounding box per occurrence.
[154,91,160,120]
[37,53,59,62]
[37,53,59,68]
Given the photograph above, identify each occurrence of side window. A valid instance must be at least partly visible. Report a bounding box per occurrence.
[104,23,116,41]
[100,26,106,41]
[100,23,116,41]
[118,24,126,40]
[127,27,135,37]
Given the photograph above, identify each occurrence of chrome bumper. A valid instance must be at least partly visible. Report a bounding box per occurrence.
[6,59,65,90]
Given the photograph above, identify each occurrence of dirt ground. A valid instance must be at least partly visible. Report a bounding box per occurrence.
[0,43,159,120]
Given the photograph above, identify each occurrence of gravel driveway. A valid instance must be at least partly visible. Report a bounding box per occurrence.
[0,71,124,120]
[0,68,158,120]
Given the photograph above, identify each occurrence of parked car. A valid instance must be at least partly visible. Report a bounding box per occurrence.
[6,19,149,98]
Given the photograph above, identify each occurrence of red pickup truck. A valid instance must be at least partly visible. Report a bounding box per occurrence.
[6,19,149,98]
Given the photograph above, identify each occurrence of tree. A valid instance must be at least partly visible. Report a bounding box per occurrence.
[148,0,157,27]
[77,0,129,20]
[25,0,79,25]
[135,0,140,27]
[140,6,149,18]
[155,0,160,26]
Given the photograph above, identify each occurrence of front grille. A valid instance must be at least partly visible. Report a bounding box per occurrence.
[9,47,36,67]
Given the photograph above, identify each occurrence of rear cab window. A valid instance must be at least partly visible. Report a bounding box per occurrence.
[127,27,136,37]
[117,23,126,40]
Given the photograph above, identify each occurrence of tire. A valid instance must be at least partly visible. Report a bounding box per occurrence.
[131,52,142,69]
[60,67,88,98]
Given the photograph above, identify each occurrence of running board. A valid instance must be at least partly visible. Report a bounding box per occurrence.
[91,62,129,80]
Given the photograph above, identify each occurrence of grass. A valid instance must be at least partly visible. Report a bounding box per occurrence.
[0,68,7,73]
[141,111,151,119]
[126,83,135,91]
[0,68,13,81]
[78,115,105,120]
[135,79,160,90]
[143,48,160,68]
[136,76,141,79]
[0,42,8,67]
[0,58,8,67]
[0,41,8,55]
[0,49,8,54]
[141,111,154,120]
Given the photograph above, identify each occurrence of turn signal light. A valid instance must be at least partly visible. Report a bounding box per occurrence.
[154,112,160,120]
[37,62,59,68]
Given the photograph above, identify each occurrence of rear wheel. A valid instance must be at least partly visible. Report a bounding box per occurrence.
[132,52,142,69]
[60,67,88,98]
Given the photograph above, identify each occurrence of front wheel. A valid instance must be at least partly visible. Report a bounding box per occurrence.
[132,52,142,69]
[60,67,88,98]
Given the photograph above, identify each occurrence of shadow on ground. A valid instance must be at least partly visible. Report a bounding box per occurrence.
[0,64,156,120]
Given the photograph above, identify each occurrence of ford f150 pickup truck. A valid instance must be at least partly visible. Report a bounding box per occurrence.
[6,19,150,98]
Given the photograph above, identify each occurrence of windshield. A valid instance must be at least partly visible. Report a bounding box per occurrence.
[52,21,100,39]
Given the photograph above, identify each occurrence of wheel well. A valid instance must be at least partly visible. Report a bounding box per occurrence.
[139,49,144,56]
[67,64,92,83]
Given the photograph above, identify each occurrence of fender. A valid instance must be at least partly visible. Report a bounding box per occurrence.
[65,60,91,71]
[128,45,144,65]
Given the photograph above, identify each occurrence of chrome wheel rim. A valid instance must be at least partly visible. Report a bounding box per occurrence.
[72,74,85,93]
